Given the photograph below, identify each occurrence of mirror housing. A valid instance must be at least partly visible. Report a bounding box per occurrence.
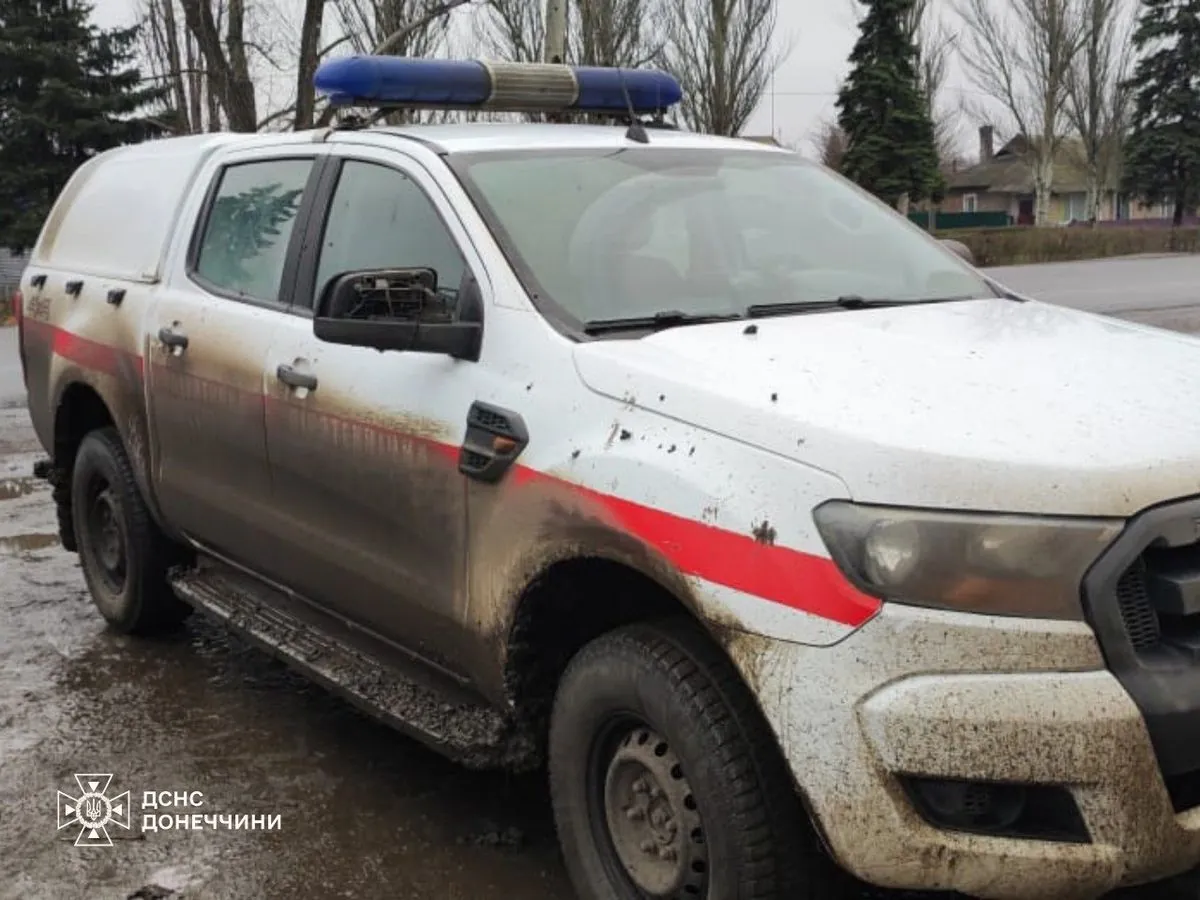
[940,238,976,267]
[313,267,482,362]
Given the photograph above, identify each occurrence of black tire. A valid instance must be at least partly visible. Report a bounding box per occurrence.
[549,619,844,900]
[71,427,191,635]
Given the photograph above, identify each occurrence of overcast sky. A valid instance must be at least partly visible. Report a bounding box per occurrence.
[91,0,982,156]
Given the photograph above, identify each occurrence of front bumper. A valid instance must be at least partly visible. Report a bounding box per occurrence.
[728,603,1200,900]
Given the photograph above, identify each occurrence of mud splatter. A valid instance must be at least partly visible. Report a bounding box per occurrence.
[751,520,777,545]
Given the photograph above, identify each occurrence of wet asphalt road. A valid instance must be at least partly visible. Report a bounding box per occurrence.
[4,254,1200,900]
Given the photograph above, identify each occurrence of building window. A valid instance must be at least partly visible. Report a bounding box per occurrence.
[963,194,978,213]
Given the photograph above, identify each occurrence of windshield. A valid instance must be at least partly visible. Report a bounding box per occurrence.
[449,146,996,330]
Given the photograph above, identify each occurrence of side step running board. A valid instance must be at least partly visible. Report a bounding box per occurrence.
[168,562,535,771]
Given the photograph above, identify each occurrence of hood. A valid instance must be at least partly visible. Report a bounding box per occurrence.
[573,298,1200,517]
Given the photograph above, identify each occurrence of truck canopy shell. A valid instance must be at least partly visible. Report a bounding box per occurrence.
[30,133,248,283]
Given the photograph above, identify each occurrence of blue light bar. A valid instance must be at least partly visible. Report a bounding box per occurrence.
[313,56,683,115]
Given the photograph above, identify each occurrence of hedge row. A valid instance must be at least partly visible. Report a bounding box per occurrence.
[939,225,1200,268]
[0,292,13,325]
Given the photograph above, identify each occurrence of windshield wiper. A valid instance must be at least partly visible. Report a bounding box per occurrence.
[583,310,742,335]
[746,295,976,319]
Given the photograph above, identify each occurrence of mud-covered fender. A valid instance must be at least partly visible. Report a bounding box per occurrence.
[464,402,882,705]
[46,355,170,539]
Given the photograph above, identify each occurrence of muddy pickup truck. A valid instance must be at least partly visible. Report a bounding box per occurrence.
[16,55,1200,900]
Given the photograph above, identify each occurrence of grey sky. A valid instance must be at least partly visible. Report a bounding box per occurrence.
[91,0,981,155]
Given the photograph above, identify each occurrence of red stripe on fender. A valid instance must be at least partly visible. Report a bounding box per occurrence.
[34,322,880,628]
[25,318,143,379]
[517,467,880,627]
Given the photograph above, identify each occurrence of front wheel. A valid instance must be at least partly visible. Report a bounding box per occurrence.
[548,620,841,900]
[71,427,191,635]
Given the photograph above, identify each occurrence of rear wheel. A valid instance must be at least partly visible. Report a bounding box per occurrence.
[549,619,841,900]
[71,427,190,635]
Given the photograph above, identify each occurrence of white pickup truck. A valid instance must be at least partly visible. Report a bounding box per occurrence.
[16,55,1200,900]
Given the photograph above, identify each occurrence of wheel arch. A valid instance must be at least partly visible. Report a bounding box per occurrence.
[50,378,170,548]
[498,548,762,768]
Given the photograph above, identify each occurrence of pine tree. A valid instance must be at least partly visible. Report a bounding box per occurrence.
[0,0,165,252]
[836,0,943,210]
[1123,0,1200,226]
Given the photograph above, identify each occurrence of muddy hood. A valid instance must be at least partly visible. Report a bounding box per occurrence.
[573,298,1200,518]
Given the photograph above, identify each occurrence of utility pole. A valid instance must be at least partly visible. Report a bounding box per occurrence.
[543,0,568,64]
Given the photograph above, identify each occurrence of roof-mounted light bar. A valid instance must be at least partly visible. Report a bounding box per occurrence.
[313,56,683,115]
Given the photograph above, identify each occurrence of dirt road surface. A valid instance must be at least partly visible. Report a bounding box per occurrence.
[4,284,1200,899]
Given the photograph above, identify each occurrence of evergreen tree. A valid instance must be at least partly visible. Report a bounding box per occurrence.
[0,0,164,252]
[836,0,943,210]
[1123,0,1200,226]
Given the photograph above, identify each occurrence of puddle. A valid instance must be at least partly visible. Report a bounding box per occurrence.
[0,533,60,555]
[0,477,40,501]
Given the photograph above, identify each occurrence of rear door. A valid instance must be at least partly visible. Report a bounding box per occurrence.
[147,148,329,566]
[262,146,489,675]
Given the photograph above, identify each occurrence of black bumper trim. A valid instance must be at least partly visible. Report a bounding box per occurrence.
[1083,493,1200,777]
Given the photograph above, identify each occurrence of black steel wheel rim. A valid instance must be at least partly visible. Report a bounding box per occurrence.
[85,476,127,594]
[585,714,709,899]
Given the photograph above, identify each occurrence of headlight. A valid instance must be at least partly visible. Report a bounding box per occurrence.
[813,501,1124,620]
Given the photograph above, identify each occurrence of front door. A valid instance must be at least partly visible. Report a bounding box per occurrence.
[147,153,321,565]
[263,151,487,675]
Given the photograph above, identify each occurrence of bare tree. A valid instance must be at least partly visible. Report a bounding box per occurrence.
[479,0,545,62]
[576,0,665,67]
[659,0,783,136]
[812,118,849,171]
[1065,0,1134,222]
[480,0,663,67]
[140,0,221,133]
[956,0,1086,226]
[294,0,327,130]
[306,0,476,126]
[179,0,258,131]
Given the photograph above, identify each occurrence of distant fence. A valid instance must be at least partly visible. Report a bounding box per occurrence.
[909,210,1013,230]
[0,249,28,298]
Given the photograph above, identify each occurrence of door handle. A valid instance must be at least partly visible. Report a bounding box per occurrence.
[157,325,189,353]
[276,364,318,392]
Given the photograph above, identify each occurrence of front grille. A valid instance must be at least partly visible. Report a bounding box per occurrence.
[1083,498,1200,782]
[1116,559,1161,650]
[1113,540,1200,656]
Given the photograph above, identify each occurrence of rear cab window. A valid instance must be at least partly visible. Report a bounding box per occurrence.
[190,158,315,305]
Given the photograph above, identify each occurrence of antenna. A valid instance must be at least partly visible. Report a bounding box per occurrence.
[617,68,650,144]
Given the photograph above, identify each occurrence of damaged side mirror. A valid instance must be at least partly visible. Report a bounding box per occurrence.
[313,267,483,361]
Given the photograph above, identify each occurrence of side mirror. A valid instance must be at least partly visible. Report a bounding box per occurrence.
[940,238,976,267]
[313,267,483,362]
